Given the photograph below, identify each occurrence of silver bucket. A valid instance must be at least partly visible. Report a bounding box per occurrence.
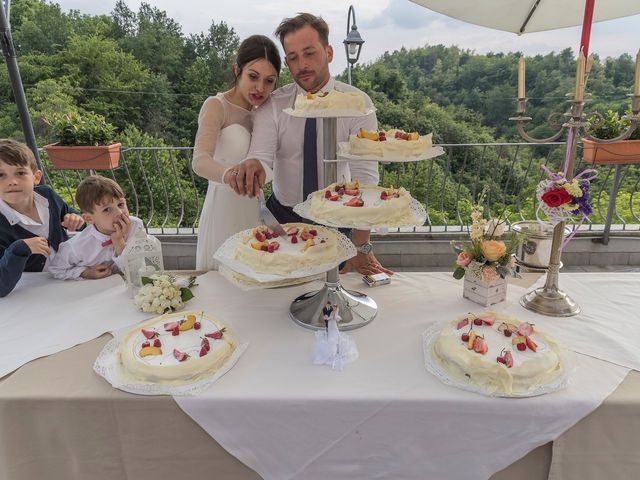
[512,221,569,269]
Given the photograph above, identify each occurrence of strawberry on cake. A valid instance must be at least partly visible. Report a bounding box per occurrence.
[232,223,339,275]
[118,311,236,384]
[305,180,417,227]
[349,128,433,158]
[293,90,367,115]
[431,312,564,396]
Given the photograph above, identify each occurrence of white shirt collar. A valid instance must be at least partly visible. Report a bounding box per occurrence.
[85,224,112,244]
[0,191,49,226]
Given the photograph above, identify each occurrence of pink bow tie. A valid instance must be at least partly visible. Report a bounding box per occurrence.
[101,239,112,247]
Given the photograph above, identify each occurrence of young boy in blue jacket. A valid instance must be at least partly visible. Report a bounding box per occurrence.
[0,139,84,296]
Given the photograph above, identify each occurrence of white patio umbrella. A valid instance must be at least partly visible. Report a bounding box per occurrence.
[409,0,640,35]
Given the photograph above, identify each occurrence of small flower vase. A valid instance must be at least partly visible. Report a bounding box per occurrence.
[463,274,507,307]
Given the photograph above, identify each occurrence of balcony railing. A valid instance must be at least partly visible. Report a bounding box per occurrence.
[40,143,640,236]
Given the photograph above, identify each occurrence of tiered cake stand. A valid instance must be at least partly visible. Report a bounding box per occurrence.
[285,110,442,331]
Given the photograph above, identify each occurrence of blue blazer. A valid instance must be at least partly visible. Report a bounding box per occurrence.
[0,185,76,297]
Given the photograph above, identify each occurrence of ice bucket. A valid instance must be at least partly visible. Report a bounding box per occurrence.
[512,221,568,269]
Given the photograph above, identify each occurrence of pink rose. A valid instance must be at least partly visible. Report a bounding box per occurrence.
[456,251,472,267]
[481,240,507,262]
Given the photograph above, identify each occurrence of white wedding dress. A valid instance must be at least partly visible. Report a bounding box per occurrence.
[195,98,259,270]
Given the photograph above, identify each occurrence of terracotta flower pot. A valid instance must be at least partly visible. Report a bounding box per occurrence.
[43,143,121,170]
[581,139,640,165]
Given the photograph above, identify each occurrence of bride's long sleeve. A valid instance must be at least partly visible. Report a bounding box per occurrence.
[192,97,227,183]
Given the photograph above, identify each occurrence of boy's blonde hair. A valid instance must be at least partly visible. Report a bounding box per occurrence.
[76,175,125,213]
[0,139,38,172]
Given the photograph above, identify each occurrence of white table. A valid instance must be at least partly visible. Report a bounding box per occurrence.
[1,272,638,480]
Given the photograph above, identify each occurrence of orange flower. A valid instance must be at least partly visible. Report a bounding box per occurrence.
[456,251,472,267]
[481,240,506,261]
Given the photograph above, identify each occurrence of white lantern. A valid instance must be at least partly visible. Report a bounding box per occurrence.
[121,231,164,297]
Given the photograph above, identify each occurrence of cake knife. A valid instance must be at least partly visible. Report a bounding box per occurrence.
[258,190,287,237]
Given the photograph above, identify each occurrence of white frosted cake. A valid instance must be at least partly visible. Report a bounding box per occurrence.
[233,223,338,275]
[432,312,563,396]
[307,181,416,227]
[118,311,236,384]
[294,90,367,114]
[349,129,433,158]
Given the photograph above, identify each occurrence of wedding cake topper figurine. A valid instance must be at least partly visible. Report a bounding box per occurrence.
[313,303,358,370]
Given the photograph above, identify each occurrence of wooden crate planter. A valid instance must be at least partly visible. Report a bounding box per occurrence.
[43,143,121,170]
[582,139,640,165]
[463,275,507,307]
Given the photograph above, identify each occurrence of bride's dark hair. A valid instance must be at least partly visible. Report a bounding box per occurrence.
[233,35,281,84]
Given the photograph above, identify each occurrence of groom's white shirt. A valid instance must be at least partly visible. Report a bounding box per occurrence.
[246,78,379,207]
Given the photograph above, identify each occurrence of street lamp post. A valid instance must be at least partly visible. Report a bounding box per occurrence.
[343,5,364,85]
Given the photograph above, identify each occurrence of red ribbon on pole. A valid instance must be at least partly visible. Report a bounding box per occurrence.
[579,0,596,57]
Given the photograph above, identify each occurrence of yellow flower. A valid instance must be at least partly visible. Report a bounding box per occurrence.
[481,240,507,261]
[561,203,577,211]
[563,180,583,198]
[470,224,485,242]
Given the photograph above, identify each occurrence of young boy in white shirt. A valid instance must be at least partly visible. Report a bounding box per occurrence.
[48,175,144,280]
[0,139,84,296]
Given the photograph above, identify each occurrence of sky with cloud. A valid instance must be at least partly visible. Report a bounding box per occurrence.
[54,0,640,75]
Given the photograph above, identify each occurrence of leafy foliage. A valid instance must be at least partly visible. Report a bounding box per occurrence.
[44,112,116,145]
[2,0,639,228]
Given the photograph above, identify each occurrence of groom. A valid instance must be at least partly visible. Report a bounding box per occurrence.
[229,12,392,276]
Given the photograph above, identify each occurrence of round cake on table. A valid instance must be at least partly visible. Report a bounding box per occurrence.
[233,222,339,275]
[118,311,236,384]
[431,312,563,396]
[306,181,416,227]
[349,128,433,158]
[294,90,367,114]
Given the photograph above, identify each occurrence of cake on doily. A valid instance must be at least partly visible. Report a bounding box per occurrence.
[233,223,338,275]
[349,128,433,158]
[431,312,563,396]
[306,181,416,226]
[294,90,367,114]
[118,311,236,384]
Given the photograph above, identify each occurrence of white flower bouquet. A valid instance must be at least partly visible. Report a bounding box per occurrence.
[133,273,196,314]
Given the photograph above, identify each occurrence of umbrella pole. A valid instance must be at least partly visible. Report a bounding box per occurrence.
[579,0,596,57]
[0,2,43,171]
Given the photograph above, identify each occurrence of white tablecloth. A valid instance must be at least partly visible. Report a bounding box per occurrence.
[0,273,148,378]
[175,272,630,480]
[506,273,640,370]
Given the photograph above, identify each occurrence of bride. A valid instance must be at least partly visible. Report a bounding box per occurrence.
[192,35,281,270]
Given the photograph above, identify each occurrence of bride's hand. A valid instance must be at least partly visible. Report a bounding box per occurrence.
[227,159,265,198]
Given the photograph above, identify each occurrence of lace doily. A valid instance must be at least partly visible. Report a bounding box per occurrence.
[282,107,376,118]
[293,195,427,229]
[218,264,324,291]
[214,228,356,283]
[93,330,248,396]
[337,143,445,162]
[421,321,574,398]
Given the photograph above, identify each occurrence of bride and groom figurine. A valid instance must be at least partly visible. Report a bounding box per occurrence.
[313,302,358,370]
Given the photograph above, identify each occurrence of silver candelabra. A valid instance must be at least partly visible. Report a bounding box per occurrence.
[510,66,639,316]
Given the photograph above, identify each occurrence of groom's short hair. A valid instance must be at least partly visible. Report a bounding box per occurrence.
[275,13,329,47]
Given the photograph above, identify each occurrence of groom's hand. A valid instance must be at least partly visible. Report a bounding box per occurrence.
[229,159,265,198]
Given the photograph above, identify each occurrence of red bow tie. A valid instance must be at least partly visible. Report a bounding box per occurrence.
[101,239,113,247]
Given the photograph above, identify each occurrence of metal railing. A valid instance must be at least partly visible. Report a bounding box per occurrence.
[40,143,640,235]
